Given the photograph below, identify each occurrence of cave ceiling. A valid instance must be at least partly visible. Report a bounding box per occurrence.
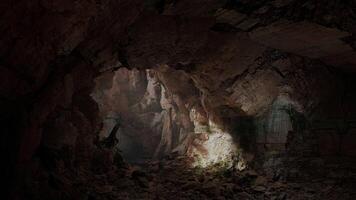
[1,1,355,100]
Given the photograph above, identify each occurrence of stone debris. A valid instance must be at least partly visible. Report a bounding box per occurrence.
[27,154,356,200]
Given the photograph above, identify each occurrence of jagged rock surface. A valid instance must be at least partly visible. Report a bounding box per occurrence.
[0,0,356,199]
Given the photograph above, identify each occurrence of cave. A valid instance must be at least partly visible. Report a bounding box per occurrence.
[1,0,356,199]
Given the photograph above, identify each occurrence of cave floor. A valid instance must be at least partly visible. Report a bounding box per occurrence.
[72,156,356,200]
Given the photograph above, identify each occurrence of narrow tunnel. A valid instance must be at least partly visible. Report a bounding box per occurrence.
[1,1,356,200]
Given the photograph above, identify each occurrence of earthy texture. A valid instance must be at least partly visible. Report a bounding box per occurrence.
[0,0,356,199]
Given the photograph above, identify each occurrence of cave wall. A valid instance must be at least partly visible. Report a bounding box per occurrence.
[0,0,356,199]
[93,53,356,170]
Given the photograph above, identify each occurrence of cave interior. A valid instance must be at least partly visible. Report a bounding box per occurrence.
[1,0,356,199]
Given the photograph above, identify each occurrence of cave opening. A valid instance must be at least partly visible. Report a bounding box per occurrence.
[90,66,249,170]
[10,56,356,200]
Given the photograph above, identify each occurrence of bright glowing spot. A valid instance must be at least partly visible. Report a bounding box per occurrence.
[191,131,236,168]
[189,110,247,170]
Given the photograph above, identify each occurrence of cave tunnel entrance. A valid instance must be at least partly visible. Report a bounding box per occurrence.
[89,65,313,172]
[91,68,166,164]
[90,67,250,169]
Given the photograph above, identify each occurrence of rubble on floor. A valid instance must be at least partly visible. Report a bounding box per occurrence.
[27,155,356,200]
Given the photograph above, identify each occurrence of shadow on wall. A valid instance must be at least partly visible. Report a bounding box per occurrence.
[227,94,315,164]
[313,74,356,157]
[223,94,303,158]
[254,95,302,152]
[237,81,356,159]
[204,99,301,170]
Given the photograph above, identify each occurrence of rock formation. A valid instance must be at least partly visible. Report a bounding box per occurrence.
[0,0,356,199]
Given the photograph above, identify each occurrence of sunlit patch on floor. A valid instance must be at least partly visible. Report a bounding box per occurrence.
[188,114,247,170]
